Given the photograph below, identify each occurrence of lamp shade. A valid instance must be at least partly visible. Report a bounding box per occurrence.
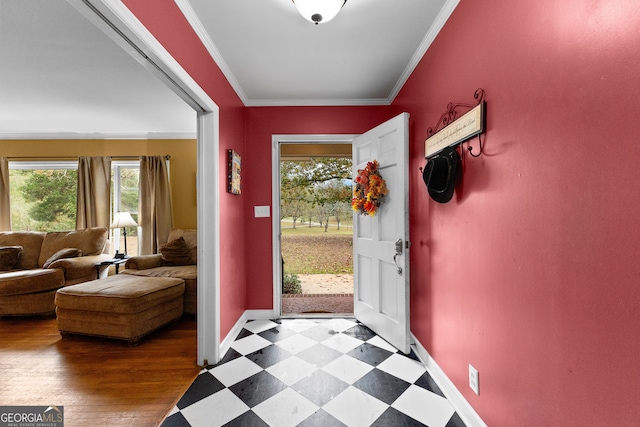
[110,211,138,228]
[292,0,346,24]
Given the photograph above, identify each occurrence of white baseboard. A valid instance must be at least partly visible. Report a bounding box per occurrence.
[219,311,248,360]
[246,309,276,320]
[219,310,276,361]
[411,333,487,427]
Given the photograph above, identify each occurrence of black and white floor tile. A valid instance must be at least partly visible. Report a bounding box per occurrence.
[161,318,467,427]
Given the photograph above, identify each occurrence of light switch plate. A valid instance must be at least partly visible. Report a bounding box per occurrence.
[254,206,270,218]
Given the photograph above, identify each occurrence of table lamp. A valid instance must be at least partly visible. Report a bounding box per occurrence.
[110,211,138,257]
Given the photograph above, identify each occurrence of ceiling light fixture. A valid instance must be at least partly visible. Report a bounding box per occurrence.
[292,0,347,25]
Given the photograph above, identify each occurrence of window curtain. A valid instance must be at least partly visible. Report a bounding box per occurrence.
[139,156,173,255]
[0,157,11,231]
[76,156,111,230]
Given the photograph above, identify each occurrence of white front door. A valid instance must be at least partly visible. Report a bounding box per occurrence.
[353,113,410,354]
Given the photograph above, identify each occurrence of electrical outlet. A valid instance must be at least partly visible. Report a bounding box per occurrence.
[469,364,480,395]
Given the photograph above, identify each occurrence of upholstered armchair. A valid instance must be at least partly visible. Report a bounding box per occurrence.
[121,229,197,314]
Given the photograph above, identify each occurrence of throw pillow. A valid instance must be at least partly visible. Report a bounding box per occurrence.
[43,247,83,268]
[160,237,194,266]
[0,246,23,271]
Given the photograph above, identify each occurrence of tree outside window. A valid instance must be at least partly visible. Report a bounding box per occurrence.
[8,161,140,256]
[9,165,78,232]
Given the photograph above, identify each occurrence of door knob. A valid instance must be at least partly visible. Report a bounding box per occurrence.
[393,239,403,275]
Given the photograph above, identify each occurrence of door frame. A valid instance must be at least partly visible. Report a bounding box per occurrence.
[271,134,357,317]
[67,0,221,365]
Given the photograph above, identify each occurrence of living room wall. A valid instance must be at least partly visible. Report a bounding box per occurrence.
[1,139,197,228]
[391,0,640,425]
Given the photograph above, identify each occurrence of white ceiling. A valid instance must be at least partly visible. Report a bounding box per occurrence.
[0,0,457,139]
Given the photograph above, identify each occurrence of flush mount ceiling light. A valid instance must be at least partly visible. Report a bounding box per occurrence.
[292,0,347,25]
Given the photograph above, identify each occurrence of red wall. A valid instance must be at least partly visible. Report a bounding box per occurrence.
[125,1,640,423]
[243,106,393,309]
[123,0,247,339]
[122,1,392,339]
[393,0,640,425]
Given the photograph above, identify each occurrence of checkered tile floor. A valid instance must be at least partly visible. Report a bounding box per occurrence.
[161,318,467,427]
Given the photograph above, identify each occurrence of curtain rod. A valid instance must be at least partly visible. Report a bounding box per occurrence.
[7,155,171,161]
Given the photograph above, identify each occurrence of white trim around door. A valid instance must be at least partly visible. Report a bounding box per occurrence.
[271,134,357,317]
[67,0,221,365]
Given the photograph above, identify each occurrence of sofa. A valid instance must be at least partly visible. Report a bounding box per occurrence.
[121,229,197,315]
[0,227,112,316]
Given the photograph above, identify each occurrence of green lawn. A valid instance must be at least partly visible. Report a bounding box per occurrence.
[281,219,353,274]
[281,226,352,236]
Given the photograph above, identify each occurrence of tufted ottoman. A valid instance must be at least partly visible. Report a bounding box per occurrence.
[55,275,184,344]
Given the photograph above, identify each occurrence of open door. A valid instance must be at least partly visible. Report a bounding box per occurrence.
[353,113,410,354]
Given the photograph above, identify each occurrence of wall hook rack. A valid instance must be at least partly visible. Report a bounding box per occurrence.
[423,88,486,161]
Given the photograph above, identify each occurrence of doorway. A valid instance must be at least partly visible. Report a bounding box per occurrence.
[272,135,357,317]
[273,114,411,352]
[280,143,354,315]
[70,0,221,365]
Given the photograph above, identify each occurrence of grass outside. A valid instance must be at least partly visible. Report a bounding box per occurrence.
[281,219,353,274]
[281,226,352,236]
[281,217,352,234]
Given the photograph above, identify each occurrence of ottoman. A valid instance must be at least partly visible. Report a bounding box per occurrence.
[55,275,185,344]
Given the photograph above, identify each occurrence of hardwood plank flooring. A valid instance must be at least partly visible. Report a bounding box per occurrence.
[0,315,200,427]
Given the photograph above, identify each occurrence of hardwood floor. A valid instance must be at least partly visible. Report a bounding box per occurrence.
[0,315,200,426]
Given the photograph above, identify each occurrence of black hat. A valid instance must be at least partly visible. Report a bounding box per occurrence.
[423,146,460,203]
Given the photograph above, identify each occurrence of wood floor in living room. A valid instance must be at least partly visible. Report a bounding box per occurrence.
[0,315,199,426]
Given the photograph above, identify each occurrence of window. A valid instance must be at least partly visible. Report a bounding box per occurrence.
[111,161,140,255]
[8,160,140,255]
[9,161,78,232]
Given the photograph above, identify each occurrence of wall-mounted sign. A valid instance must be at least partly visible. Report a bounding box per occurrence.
[425,101,485,158]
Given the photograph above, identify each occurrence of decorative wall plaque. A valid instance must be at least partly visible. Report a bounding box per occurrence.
[424,88,486,158]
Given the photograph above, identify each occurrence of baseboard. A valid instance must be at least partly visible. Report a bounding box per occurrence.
[411,333,487,427]
[219,312,248,360]
[245,309,276,320]
[219,310,276,361]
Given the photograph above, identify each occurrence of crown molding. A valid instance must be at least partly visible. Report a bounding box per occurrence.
[0,131,196,140]
[175,0,249,105]
[387,0,460,104]
[245,97,391,107]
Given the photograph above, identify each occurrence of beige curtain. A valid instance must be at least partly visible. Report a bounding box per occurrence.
[76,156,111,230]
[0,157,11,231]
[139,156,173,255]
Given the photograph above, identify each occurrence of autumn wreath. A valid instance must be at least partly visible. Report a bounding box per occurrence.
[352,160,389,216]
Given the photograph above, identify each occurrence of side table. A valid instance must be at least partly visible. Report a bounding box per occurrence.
[94,258,128,279]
